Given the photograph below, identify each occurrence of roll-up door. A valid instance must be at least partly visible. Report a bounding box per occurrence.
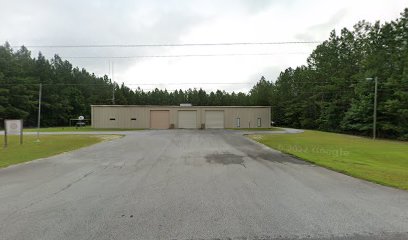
[150,110,170,129]
[205,110,224,128]
[178,110,197,129]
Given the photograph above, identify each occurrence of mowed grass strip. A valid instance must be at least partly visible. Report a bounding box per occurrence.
[0,134,119,168]
[24,126,144,132]
[250,130,408,190]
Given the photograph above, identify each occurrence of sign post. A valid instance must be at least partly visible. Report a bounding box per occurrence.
[4,119,23,148]
[3,122,7,148]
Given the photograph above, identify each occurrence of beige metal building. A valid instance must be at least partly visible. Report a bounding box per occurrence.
[91,105,271,129]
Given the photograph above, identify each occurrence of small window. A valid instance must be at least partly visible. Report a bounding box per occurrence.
[236,118,240,128]
[257,118,261,127]
[109,118,116,121]
[131,118,137,121]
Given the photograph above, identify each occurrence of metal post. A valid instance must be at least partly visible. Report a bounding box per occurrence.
[112,84,115,105]
[108,60,111,78]
[373,77,378,140]
[37,83,42,142]
[112,61,115,105]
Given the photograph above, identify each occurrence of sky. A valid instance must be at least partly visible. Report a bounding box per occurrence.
[0,0,406,93]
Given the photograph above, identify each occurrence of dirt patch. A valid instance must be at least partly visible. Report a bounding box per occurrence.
[97,135,123,141]
[205,153,245,166]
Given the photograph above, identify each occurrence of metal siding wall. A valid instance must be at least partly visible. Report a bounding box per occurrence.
[91,106,270,129]
[92,106,149,128]
[223,107,270,128]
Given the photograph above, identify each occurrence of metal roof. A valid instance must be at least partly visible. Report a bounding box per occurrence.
[91,105,270,108]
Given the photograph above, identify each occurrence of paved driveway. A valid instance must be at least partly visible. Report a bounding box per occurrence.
[0,130,407,240]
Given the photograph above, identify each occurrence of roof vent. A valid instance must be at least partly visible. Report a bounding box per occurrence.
[180,103,192,107]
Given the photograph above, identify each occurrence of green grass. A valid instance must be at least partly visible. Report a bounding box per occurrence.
[24,126,144,132]
[249,130,408,190]
[228,127,283,131]
[0,134,120,168]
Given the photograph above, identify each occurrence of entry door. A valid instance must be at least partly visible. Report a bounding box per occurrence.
[150,110,170,129]
[205,111,224,128]
[178,110,197,129]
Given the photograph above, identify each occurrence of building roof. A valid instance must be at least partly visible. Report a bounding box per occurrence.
[91,105,270,108]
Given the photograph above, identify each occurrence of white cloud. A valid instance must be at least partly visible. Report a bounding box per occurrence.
[0,0,406,92]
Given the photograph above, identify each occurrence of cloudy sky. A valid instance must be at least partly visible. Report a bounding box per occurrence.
[0,0,406,92]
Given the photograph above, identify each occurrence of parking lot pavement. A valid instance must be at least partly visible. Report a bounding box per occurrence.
[0,130,407,240]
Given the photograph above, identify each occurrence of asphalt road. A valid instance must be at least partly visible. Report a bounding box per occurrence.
[0,130,407,240]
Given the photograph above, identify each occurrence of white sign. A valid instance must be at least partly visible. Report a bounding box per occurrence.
[5,119,23,135]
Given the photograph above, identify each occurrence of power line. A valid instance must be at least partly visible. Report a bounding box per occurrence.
[12,41,321,49]
[0,83,250,92]
[127,83,251,85]
[0,81,360,86]
[0,82,252,86]
[62,52,311,59]
[0,84,359,92]
[0,80,380,86]
[1,83,399,92]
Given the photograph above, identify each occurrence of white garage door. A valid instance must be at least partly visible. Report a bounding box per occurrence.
[178,111,197,129]
[205,111,224,128]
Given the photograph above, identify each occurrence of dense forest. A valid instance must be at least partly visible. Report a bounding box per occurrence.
[0,8,407,139]
[270,8,408,139]
[0,44,254,127]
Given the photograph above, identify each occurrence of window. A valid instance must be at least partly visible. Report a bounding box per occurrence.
[109,118,116,121]
[131,118,137,120]
[257,118,261,127]
[236,118,240,128]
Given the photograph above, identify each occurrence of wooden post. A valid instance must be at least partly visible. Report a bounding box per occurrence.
[20,119,23,145]
[3,120,7,148]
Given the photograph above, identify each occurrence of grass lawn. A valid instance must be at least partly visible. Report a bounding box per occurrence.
[249,130,408,190]
[0,134,120,168]
[228,127,283,131]
[24,126,144,132]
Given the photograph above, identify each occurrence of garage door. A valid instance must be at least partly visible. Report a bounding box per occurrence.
[178,110,197,129]
[205,111,224,128]
[150,110,170,129]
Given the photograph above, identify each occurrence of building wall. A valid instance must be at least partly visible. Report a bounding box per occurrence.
[91,105,271,129]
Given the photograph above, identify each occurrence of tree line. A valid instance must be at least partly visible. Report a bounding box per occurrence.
[265,8,408,140]
[1,8,407,139]
[0,44,255,127]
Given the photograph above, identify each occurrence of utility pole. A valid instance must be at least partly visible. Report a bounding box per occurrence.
[366,77,378,140]
[373,77,378,140]
[112,84,115,105]
[112,61,115,105]
[36,83,42,142]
